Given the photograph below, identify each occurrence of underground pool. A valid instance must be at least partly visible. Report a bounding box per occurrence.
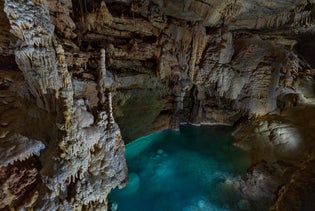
[110,125,251,211]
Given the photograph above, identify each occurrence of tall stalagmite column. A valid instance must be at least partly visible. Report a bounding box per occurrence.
[3,0,127,210]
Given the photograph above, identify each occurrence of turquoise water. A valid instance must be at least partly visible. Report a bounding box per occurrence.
[110,125,251,211]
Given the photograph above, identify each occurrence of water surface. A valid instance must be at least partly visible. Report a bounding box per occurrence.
[110,125,251,211]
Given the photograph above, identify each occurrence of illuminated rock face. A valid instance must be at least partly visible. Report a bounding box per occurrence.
[0,0,315,210]
[1,0,127,210]
[233,105,315,210]
[65,0,315,140]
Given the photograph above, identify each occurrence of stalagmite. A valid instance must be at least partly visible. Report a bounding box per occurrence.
[1,0,315,210]
[107,91,115,127]
[2,0,127,210]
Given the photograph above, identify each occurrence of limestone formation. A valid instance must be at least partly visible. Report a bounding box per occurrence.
[1,0,127,209]
[0,0,315,210]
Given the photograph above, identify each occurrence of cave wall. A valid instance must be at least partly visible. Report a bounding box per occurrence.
[1,0,127,209]
[0,0,315,210]
[62,0,315,140]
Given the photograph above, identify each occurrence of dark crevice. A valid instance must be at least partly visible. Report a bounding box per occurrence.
[106,2,133,18]
[294,33,315,68]
[0,55,20,71]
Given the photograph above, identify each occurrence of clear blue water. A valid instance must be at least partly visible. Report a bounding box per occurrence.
[110,125,251,211]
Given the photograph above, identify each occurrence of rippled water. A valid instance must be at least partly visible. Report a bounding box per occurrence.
[110,125,251,211]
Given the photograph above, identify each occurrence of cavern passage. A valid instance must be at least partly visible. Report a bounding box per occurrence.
[0,0,315,210]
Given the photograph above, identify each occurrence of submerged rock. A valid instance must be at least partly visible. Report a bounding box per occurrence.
[1,0,315,209]
[120,172,140,196]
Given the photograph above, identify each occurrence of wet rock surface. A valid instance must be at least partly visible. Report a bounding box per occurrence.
[0,0,315,210]
[234,105,315,210]
[1,0,127,209]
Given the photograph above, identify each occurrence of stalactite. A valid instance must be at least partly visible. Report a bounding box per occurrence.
[96,48,117,128]
[98,48,107,106]
[3,0,127,209]
[56,44,75,132]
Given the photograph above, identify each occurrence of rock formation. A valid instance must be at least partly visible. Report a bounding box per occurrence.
[0,0,315,210]
[1,0,127,209]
